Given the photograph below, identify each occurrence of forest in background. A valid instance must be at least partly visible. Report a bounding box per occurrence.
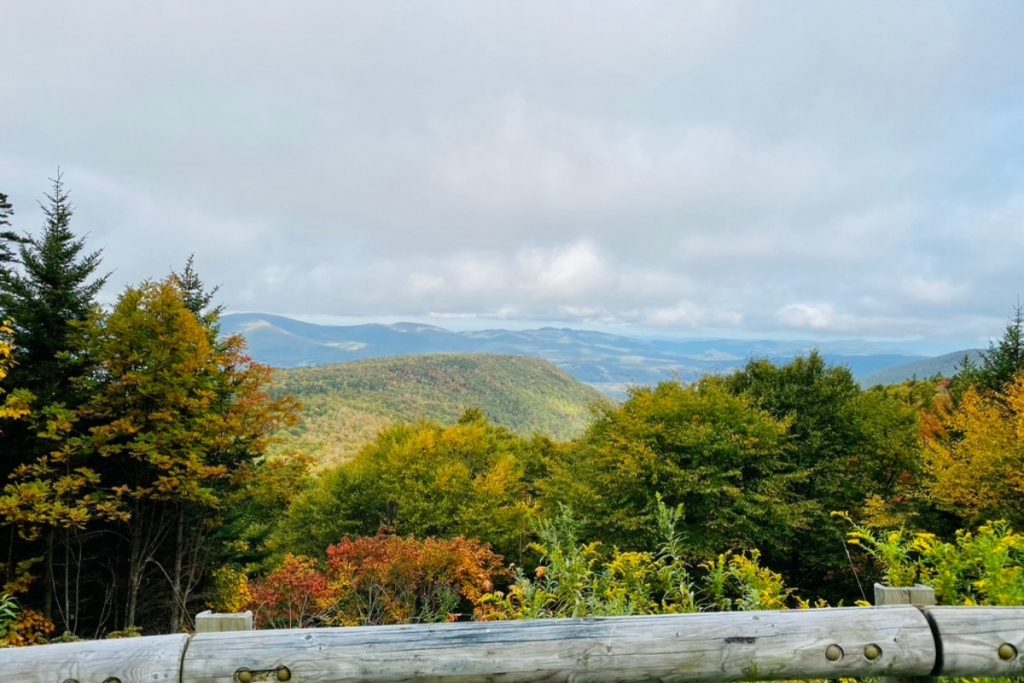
[2,177,1024,643]
[269,354,605,467]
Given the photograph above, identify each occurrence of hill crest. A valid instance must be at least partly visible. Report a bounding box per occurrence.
[269,353,607,467]
[224,313,929,395]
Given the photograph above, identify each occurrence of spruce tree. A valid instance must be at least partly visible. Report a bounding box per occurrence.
[0,172,108,406]
[0,191,27,265]
[978,302,1024,392]
[171,254,223,330]
[0,173,109,622]
[953,303,1024,396]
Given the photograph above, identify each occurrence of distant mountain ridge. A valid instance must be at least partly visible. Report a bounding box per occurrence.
[224,313,929,394]
[860,349,984,387]
[269,354,607,467]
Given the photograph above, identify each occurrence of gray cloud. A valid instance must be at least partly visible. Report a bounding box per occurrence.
[2,1,1023,347]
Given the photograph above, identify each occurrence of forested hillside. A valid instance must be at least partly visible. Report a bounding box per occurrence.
[222,312,927,393]
[860,349,985,387]
[269,354,607,466]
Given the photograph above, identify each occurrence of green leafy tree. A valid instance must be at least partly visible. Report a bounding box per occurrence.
[213,451,315,574]
[723,353,920,599]
[546,379,801,562]
[271,412,547,565]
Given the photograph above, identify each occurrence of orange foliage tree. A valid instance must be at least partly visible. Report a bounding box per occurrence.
[923,373,1024,527]
[246,535,506,628]
[248,554,333,629]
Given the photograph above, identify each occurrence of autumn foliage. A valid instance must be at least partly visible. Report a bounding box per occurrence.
[246,535,505,628]
[5,171,1024,640]
[248,555,332,629]
[923,376,1024,528]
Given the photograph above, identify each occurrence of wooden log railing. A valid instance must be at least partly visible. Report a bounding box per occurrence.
[2,606,1022,683]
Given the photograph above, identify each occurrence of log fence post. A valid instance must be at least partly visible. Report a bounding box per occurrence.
[195,610,254,634]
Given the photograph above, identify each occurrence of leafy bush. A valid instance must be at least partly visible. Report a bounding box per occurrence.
[844,516,1024,605]
[248,554,332,628]
[246,535,506,628]
[324,535,505,626]
[476,499,809,621]
[208,566,253,614]
[0,594,56,647]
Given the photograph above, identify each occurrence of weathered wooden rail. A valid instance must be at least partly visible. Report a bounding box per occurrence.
[2,606,1022,683]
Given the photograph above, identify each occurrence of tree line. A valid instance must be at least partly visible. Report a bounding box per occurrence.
[0,176,297,639]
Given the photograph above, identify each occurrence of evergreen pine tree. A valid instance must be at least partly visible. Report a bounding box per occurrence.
[0,172,108,405]
[977,302,1024,392]
[171,254,223,330]
[0,191,27,265]
[0,172,108,621]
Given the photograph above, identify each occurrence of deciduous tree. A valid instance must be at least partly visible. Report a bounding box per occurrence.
[547,379,801,561]
[723,353,920,599]
[923,374,1024,528]
[271,413,544,564]
[69,278,297,629]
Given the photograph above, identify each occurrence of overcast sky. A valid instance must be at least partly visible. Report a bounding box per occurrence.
[2,2,1022,347]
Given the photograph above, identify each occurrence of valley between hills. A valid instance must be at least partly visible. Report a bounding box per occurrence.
[226,313,983,465]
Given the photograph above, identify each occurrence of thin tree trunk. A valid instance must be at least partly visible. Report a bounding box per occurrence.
[170,507,184,632]
[4,527,13,586]
[126,520,144,629]
[43,528,54,619]
[63,530,71,634]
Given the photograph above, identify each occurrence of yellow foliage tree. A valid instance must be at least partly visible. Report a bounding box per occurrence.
[924,374,1024,526]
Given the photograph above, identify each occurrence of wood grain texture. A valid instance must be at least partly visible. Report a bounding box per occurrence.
[183,607,936,683]
[0,633,188,683]
[926,606,1024,677]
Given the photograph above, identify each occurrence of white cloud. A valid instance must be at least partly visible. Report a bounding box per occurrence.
[2,3,1023,341]
[902,277,969,306]
[776,303,837,331]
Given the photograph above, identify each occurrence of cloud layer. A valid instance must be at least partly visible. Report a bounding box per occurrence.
[2,2,1022,344]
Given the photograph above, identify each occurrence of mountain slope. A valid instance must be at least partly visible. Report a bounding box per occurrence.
[225,313,925,392]
[860,349,984,386]
[269,354,608,467]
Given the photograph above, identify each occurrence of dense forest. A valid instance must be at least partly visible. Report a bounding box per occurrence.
[2,177,1024,644]
[269,354,606,467]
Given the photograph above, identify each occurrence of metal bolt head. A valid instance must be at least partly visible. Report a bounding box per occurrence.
[864,644,883,661]
[236,669,254,683]
[276,666,292,682]
[998,643,1017,661]
[825,644,844,662]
